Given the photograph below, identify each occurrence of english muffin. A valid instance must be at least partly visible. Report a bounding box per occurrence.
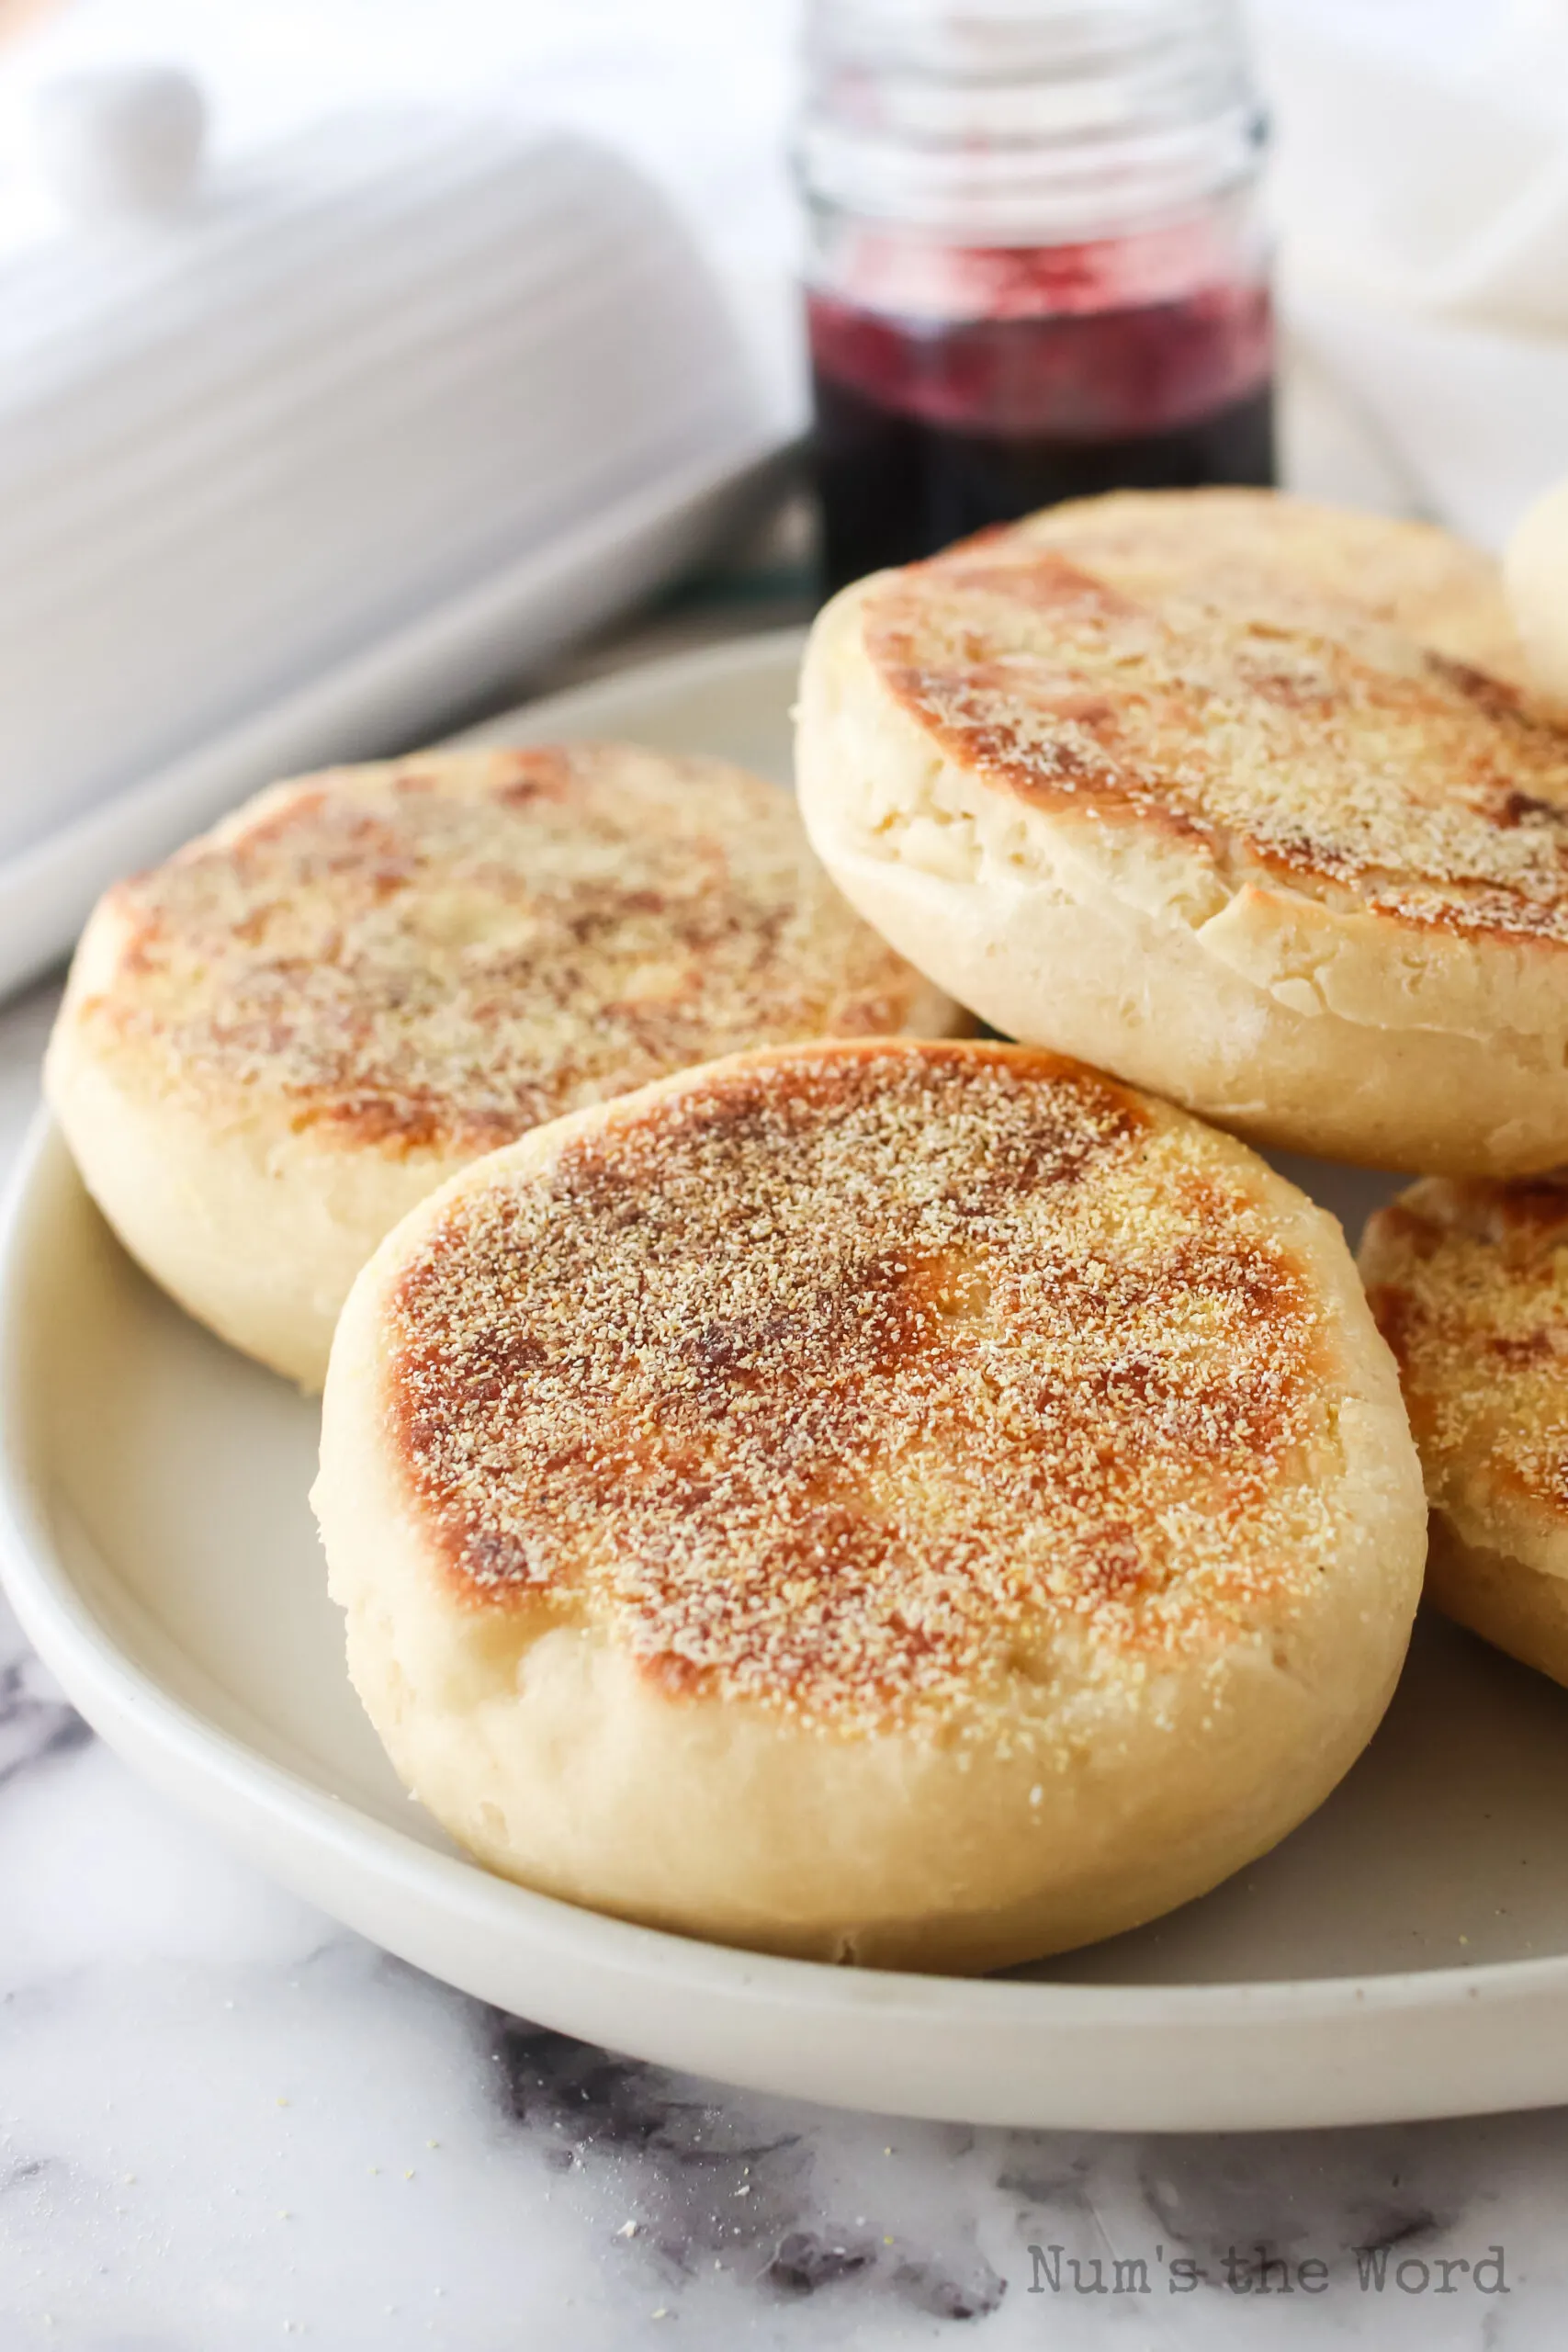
[314,1036,1424,1973]
[46,743,959,1387]
[1361,1177,1568,1688]
[796,486,1568,1174]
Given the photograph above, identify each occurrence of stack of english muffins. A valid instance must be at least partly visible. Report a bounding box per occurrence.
[47,485,1568,1976]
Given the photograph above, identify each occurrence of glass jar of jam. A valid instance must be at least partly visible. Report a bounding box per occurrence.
[797,0,1276,594]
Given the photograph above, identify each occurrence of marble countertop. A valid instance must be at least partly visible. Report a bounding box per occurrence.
[6,983,1568,2348]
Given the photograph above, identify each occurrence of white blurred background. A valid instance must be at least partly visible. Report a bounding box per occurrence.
[2,0,1566,541]
[0,0,1563,989]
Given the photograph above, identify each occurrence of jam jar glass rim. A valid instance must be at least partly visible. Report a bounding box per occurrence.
[795,0,1266,246]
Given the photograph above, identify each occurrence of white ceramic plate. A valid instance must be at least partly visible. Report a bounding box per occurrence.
[7,631,1568,2132]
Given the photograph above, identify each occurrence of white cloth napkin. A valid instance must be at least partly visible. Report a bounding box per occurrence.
[1252,0,1568,548]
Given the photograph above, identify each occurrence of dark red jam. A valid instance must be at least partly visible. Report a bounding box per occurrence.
[807,229,1276,593]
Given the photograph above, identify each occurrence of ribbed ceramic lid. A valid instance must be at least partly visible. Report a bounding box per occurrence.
[0,105,761,862]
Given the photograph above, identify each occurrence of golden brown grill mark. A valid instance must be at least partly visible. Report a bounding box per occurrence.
[1364,1178,1568,1521]
[865,514,1568,942]
[387,1041,1339,1732]
[82,745,924,1156]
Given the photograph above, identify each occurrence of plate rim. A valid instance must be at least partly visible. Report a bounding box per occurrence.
[11,1101,1516,2029]
[10,629,1568,2130]
[451,617,811,748]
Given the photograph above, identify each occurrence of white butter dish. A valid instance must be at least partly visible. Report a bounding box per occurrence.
[0,102,783,986]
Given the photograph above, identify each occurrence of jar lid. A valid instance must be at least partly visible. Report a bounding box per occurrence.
[796,0,1265,242]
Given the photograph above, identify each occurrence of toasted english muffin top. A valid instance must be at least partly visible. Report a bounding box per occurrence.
[862,489,1568,944]
[1363,1175,1568,1533]
[384,1038,1354,1734]
[77,744,935,1155]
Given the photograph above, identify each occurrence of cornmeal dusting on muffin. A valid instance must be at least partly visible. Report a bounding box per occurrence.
[80,746,919,1153]
[388,1044,1344,1732]
[1364,1180,1568,1520]
[867,529,1568,943]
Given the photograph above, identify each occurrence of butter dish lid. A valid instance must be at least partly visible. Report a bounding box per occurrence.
[0,89,774,945]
